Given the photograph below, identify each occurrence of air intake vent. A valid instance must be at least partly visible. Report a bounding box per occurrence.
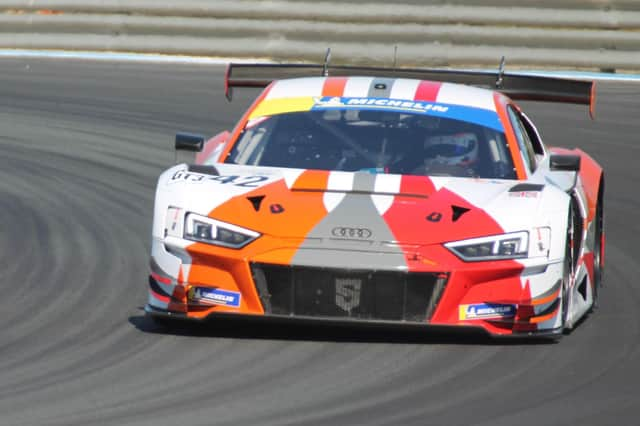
[251,264,448,323]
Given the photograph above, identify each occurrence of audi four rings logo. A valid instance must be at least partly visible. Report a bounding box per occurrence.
[331,227,373,239]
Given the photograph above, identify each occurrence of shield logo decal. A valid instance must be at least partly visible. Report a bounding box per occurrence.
[335,278,362,313]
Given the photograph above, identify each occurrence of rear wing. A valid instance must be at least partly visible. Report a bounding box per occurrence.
[225,60,596,119]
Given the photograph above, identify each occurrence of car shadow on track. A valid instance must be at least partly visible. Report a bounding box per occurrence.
[129,308,557,346]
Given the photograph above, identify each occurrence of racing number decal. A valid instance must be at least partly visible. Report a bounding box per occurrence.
[207,175,238,184]
[235,176,270,187]
[207,175,271,187]
[171,171,270,188]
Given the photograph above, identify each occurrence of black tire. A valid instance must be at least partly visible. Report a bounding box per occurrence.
[561,205,576,332]
[561,234,571,331]
[592,182,605,309]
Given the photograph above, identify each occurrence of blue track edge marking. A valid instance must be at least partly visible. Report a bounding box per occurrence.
[2,49,640,81]
[506,70,640,82]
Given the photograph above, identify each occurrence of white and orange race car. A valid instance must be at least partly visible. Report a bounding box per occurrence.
[146,62,604,338]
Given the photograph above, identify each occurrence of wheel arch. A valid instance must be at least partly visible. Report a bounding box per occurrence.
[549,146,604,222]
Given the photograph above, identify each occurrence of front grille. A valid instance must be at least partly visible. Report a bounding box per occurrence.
[251,264,448,323]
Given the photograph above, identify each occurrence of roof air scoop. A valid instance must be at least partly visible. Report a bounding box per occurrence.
[247,195,266,212]
[451,205,471,222]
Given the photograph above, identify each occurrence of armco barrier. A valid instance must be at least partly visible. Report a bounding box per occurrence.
[1,0,640,71]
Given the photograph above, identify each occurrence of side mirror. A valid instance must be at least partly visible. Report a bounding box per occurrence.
[175,133,204,152]
[549,154,581,172]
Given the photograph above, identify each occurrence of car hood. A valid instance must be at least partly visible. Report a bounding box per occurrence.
[159,163,551,247]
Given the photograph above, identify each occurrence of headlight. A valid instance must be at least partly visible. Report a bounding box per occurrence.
[184,213,260,249]
[445,231,529,261]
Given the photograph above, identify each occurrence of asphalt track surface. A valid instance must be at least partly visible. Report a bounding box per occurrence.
[1,58,639,426]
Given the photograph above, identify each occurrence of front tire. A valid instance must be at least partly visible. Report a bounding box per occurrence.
[592,182,605,309]
[561,232,571,331]
[561,203,578,332]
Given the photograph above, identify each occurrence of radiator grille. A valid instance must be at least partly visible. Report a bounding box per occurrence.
[251,264,448,323]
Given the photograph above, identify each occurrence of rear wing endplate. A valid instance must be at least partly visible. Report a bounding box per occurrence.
[225,60,596,119]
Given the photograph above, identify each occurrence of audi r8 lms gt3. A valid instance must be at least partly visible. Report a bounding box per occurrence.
[145,62,604,338]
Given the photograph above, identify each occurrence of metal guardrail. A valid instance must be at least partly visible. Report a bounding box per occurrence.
[1,0,640,71]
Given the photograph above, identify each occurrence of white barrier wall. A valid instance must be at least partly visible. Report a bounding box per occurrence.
[1,0,640,71]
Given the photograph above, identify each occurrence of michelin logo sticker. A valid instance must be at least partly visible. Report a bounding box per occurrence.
[313,96,346,107]
[311,96,503,131]
[189,287,241,308]
[313,96,448,113]
[459,303,516,320]
[345,98,449,112]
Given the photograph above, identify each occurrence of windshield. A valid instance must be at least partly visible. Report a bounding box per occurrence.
[226,109,516,179]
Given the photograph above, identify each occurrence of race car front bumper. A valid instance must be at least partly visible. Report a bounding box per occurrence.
[146,236,566,337]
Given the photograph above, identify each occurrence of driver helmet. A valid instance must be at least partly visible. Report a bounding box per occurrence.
[423,132,479,167]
